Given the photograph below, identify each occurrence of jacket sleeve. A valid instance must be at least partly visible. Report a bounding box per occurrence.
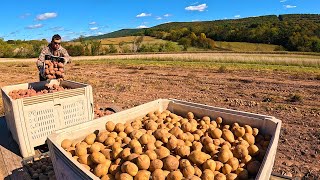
[37,47,48,69]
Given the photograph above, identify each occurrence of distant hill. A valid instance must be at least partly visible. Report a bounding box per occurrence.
[83,29,144,40]
[82,14,320,52]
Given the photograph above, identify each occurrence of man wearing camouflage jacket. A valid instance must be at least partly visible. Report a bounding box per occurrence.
[37,34,71,81]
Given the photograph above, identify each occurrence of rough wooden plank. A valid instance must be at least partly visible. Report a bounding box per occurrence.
[0,116,23,179]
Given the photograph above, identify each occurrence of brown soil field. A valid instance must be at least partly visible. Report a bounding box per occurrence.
[0,53,319,179]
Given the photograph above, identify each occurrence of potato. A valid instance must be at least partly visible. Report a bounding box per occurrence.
[182,165,195,178]
[93,161,111,177]
[201,169,215,180]
[243,133,255,145]
[244,125,253,134]
[214,173,227,180]
[155,146,170,159]
[89,143,101,153]
[215,161,223,171]
[252,128,259,136]
[91,152,107,164]
[152,169,165,180]
[78,154,93,166]
[222,129,235,143]
[101,149,112,160]
[187,112,194,119]
[134,170,151,180]
[119,173,133,180]
[112,148,123,159]
[247,160,261,175]
[226,173,238,180]
[176,145,190,157]
[236,168,249,179]
[145,150,157,160]
[205,143,216,153]
[216,117,223,124]
[163,155,179,171]
[202,159,216,172]
[218,149,230,163]
[101,174,115,180]
[210,128,222,139]
[193,166,202,177]
[222,164,232,174]
[136,154,150,170]
[248,144,259,156]
[81,164,91,171]
[125,125,134,134]
[234,127,245,138]
[121,148,131,160]
[167,170,183,180]
[123,137,131,144]
[149,159,163,172]
[145,121,158,131]
[133,146,143,155]
[188,151,211,165]
[227,157,239,171]
[122,162,139,176]
[129,139,141,148]
[233,145,249,159]
[84,133,96,145]
[105,121,115,132]
[113,123,124,133]
[61,139,72,149]
[192,141,203,151]
[109,164,120,175]
[75,145,87,156]
[139,134,153,145]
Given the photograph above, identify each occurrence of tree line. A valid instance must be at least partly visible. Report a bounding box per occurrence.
[144,14,320,52]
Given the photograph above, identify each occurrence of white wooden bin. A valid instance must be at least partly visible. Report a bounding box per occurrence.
[47,99,281,180]
[1,80,94,158]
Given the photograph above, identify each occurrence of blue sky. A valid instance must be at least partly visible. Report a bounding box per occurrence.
[0,0,319,41]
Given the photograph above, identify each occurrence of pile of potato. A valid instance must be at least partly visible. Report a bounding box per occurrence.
[61,110,271,180]
[94,105,115,119]
[44,60,65,80]
[9,83,68,99]
[24,156,55,180]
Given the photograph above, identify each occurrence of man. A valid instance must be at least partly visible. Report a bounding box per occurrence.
[37,34,71,81]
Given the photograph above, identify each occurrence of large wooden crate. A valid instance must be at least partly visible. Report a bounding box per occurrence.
[47,99,281,180]
[1,80,94,158]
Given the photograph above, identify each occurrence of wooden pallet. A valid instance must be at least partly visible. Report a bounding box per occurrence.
[0,116,29,180]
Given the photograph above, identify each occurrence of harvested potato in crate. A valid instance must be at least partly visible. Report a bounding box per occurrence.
[48,99,281,180]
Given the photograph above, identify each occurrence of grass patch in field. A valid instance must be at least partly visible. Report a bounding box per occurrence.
[77,58,320,75]
[215,41,281,51]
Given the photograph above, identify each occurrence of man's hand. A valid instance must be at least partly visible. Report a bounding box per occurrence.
[37,60,44,70]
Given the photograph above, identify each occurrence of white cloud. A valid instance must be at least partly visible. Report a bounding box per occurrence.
[192,19,201,22]
[156,17,162,20]
[89,21,96,25]
[164,14,171,17]
[90,27,99,30]
[20,13,31,19]
[284,5,297,8]
[97,32,103,35]
[36,12,57,20]
[185,4,208,12]
[234,15,241,18]
[280,0,287,2]
[137,25,148,28]
[136,13,151,17]
[26,24,43,29]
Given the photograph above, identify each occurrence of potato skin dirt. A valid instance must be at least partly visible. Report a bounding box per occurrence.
[0,57,319,179]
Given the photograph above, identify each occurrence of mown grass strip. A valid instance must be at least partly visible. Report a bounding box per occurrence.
[77,58,320,74]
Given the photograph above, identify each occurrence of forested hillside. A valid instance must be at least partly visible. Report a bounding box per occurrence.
[86,14,320,52]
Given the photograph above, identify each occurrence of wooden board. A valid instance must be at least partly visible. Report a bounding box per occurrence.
[0,116,29,179]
